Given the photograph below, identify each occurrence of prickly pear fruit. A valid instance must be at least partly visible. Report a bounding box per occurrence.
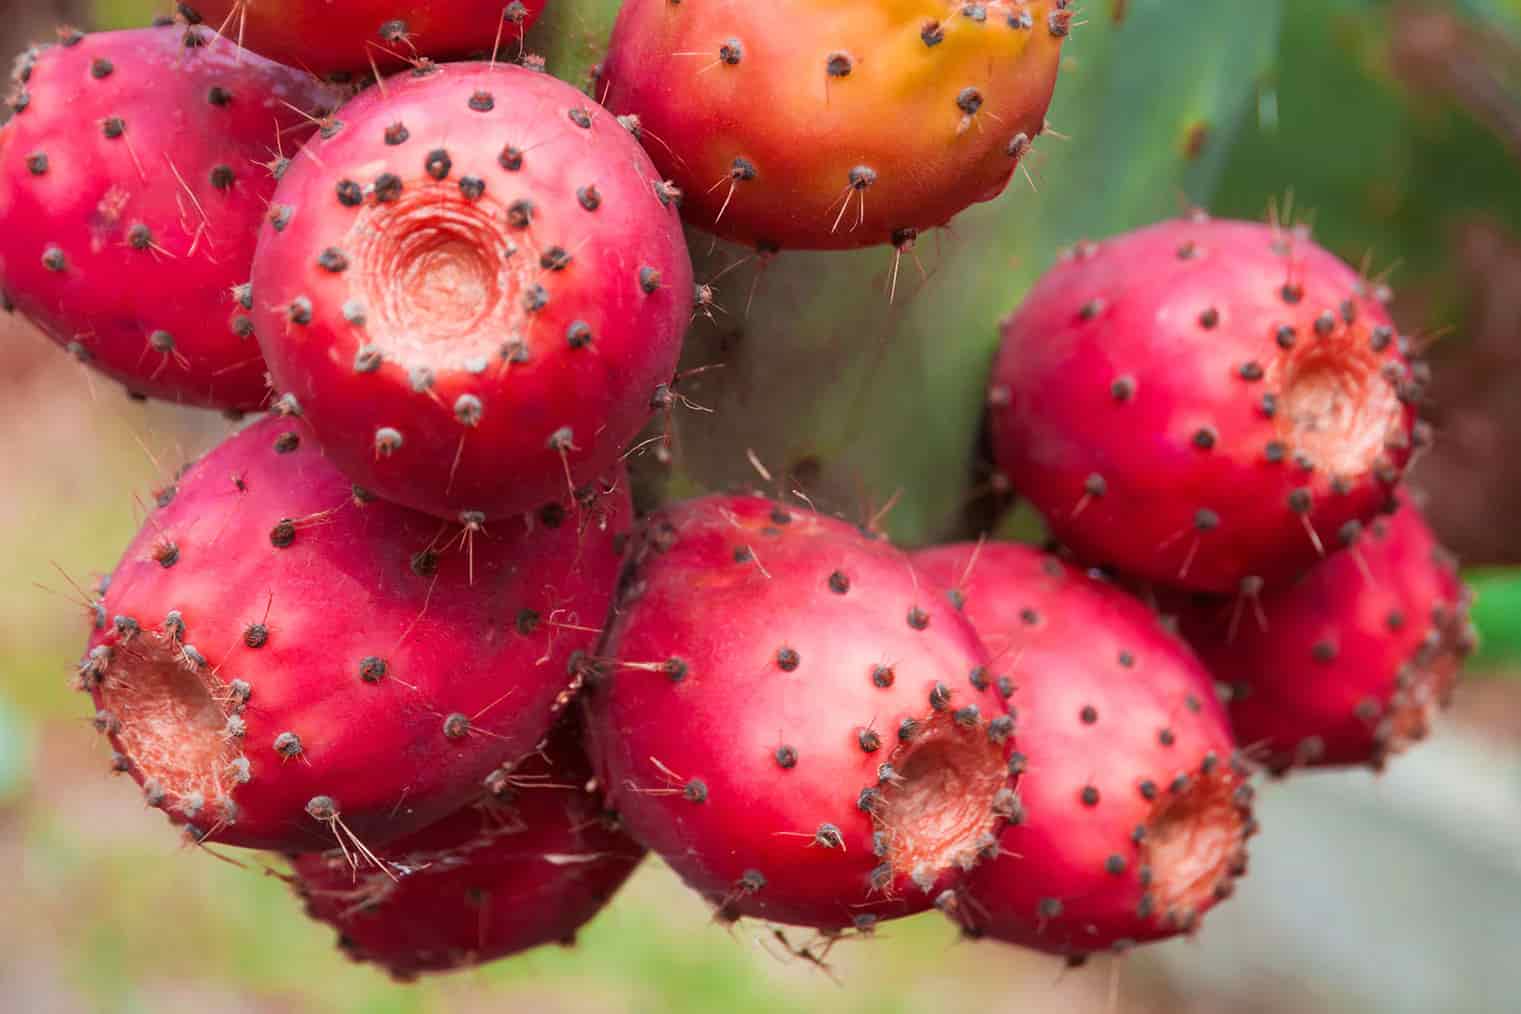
[0,25,340,410]
[80,415,629,852]
[988,216,1419,594]
[1172,499,1473,774]
[585,495,1014,931]
[913,541,1252,960]
[599,0,1067,251]
[251,62,691,523]
[291,715,645,980]
[182,1,547,78]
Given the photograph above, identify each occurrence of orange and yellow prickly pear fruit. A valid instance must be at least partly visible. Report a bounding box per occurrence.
[600,0,1069,251]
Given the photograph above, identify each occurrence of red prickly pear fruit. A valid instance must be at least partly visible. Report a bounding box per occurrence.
[290,715,645,980]
[1171,499,1473,774]
[585,495,1015,931]
[988,216,1420,594]
[181,1,548,78]
[0,25,342,410]
[599,0,1067,251]
[913,541,1253,960]
[80,415,630,853]
[250,63,692,523]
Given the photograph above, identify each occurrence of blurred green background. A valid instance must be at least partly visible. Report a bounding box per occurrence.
[3,1,1521,1012]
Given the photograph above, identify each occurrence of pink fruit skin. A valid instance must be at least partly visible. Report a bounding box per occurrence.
[83,415,629,852]
[0,25,341,410]
[989,217,1419,594]
[586,495,1015,931]
[1174,500,1472,773]
[251,62,692,523]
[914,542,1252,958]
[292,716,645,980]
[183,1,548,78]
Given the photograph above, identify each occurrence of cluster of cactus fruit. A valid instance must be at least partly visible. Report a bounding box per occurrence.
[0,1,1476,980]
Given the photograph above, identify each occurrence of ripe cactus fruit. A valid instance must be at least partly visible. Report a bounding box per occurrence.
[290,716,645,980]
[989,216,1420,594]
[913,541,1253,960]
[0,24,340,410]
[250,62,691,523]
[1173,499,1473,774]
[599,0,1068,251]
[80,415,629,852]
[182,1,548,78]
[585,495,1015,930]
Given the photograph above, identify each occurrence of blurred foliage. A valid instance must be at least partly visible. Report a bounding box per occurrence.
[527,0,621,85]
[1464,569,1521,669]
[1214,0,1521,330]
[90,0,142,29]
[1458,0,1521,37]
[0,693,29,803]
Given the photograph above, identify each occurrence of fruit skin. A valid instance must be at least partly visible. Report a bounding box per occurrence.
[585,494,1015,931]
[913,541,1252,959]
[291,715,645,981]
[989,216,1419,594]
[1172,499,1473,773]
[599,0,1067,251]
[0,25,341,410]
[251,61,691,523]
[81,414,630,853]
[182,1,548,78]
